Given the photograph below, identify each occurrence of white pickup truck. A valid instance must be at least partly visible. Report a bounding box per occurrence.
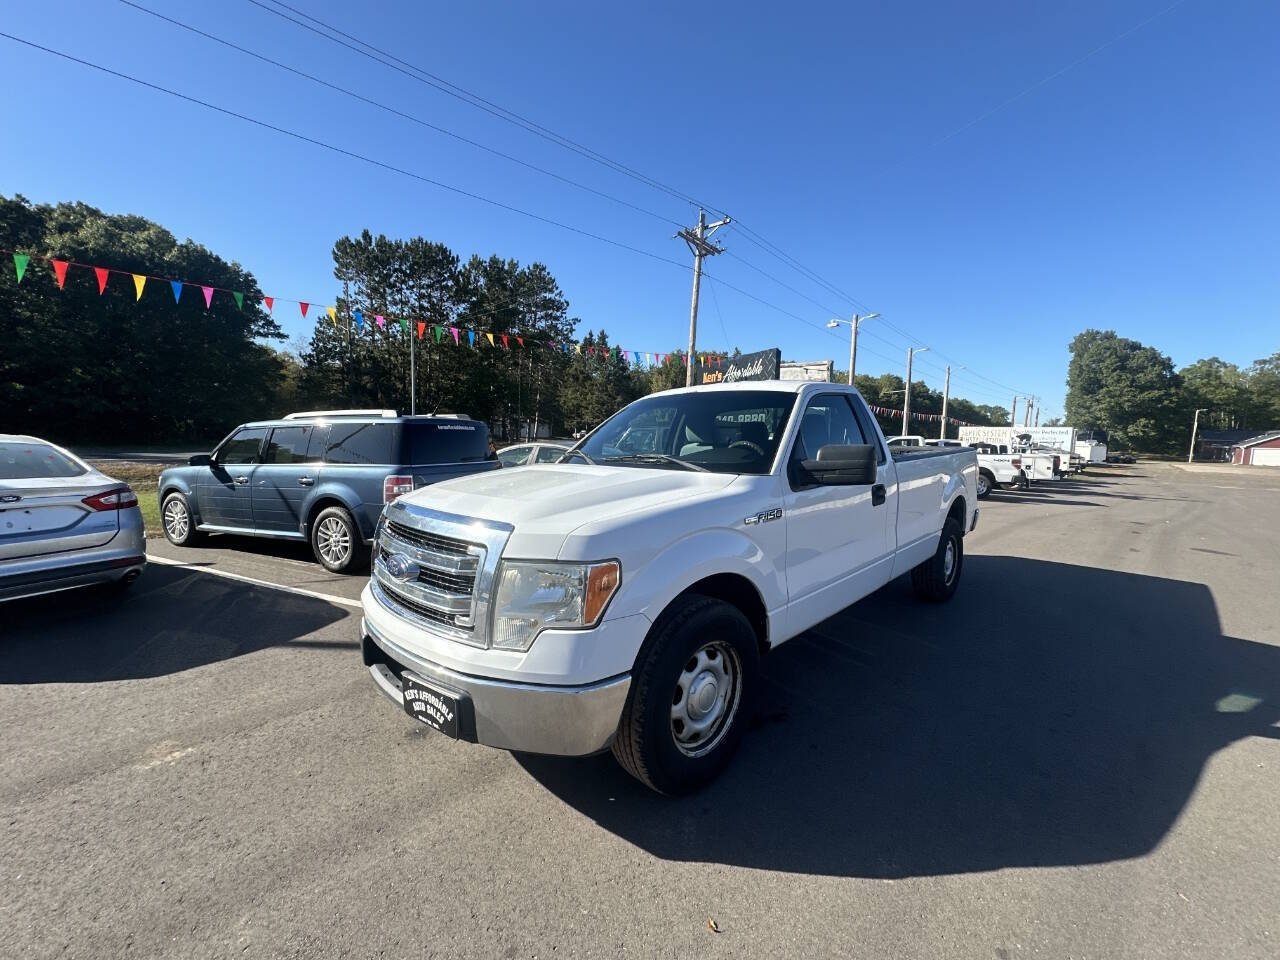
[968,442,1028,498]
[360,381,979,793]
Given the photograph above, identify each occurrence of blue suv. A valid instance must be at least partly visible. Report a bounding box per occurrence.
[157,410,498,572]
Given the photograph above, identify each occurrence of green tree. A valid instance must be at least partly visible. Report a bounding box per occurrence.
[1244,352,1280,427]
[1179,357,1252,430]
[559,330,645,433]
[1064,330,1183,452]
[0,194,283,443]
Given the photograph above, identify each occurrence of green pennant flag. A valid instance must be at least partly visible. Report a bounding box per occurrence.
[14,253,30,283]
[399,317,408,333]
[233,291,244,310]
[434,325,442,342]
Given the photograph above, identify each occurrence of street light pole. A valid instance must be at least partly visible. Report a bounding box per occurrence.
[827,313,879,384]
[1188,408,1207,463]
[940,365,951,440]
[904,345,929,433]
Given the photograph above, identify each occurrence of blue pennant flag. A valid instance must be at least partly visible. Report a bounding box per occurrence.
[468,329,476,347]
[170,280,182,303]
[353,308,363,329]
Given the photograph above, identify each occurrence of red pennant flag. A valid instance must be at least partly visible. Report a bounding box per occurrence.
[501,334,509,349]
[264,296,274,313]
[94,267,109,294]
[516,336,524,347]
[299,302,309,318]
[201,286,214,309]
[51,259,69,289]
[417,322,425,340]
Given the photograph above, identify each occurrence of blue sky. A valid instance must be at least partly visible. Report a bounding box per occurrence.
[2,0,1276,419]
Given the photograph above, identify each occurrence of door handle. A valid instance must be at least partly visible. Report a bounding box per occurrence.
[234,475,249,485]
[297,477,315,486]
[872,483,887,506]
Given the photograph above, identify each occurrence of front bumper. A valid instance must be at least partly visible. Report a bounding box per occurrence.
[362,617,631,756]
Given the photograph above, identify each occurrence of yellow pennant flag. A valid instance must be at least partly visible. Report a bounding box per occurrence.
[646,353,652,364]
[486,332,495,347]
[132,274,146,300]
[574,343,582,354]
[327,306,337,325]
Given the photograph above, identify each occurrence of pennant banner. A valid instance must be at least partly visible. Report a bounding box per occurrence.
[133,274,146,301]
[170,280,182,303]
[14,253,29,283]
[94,267,109,295]
[51,259,69,289]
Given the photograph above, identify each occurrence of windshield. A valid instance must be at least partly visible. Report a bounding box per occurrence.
[571,389,796,475]
[0,441,88,480]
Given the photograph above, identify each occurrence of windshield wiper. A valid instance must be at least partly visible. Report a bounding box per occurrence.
[602,454,708,472]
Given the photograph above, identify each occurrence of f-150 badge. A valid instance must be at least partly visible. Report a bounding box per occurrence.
[744,508,782,525]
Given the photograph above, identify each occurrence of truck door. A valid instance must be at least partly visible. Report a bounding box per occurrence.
[781,393,895,635]
[252,425,316,533]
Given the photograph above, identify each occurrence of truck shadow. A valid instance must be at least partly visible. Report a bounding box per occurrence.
[0,564,351,682]
[517,556,1280,878]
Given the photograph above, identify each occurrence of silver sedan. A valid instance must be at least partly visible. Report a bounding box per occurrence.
[0,435,146,602]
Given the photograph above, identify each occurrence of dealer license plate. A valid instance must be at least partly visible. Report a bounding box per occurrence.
[401,672,460,738]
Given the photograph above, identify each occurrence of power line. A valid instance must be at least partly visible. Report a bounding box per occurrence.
[243,0,725,218]
[0,32,692,273]
[118,0,683,229]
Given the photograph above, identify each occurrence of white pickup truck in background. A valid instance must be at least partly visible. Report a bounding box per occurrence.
[968,442,1028,497]
[360,381,979,793]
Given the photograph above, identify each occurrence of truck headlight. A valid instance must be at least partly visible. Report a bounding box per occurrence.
[491,560,620,651]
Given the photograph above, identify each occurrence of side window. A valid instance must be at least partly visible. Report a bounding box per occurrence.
[264,426,313,464]
[305,425,330,461]
[218,428,266,465]
[324,423,395,465]
[791,395,867,463]
[850,396,887,464]
[534,445,564,463]
[498,446,532,467]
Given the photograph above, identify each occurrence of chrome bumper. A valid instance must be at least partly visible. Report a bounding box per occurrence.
[362,618,631,756]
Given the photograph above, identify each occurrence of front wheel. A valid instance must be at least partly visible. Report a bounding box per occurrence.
[911,516,964,603]
[160,492,204,546]
[612,595,760,794]
[310,506,369,573]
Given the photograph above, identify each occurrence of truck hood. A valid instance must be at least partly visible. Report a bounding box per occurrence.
[400,464,739,559]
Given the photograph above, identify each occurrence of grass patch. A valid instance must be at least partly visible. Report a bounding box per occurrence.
[89,461,166,537]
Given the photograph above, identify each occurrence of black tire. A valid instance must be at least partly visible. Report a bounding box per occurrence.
[160,492,204,546]
[612,595,760,795]
[976,471,994,499]
[911,516,964,603]
[310,505,369,573]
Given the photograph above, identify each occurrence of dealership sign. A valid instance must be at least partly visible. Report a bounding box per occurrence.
[696,347,781,384]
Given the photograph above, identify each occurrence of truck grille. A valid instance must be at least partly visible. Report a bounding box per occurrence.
[372,503,513,648]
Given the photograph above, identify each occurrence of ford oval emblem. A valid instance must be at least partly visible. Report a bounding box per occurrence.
[384,553,420,581]
[0,494,20,504]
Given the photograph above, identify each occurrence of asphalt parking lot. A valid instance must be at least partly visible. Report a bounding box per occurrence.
[3,463,1278,959]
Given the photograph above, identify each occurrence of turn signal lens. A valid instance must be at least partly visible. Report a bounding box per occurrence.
[584,561,621,625]
[82,487,138,511]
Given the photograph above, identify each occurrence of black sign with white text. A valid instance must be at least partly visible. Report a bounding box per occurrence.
[695,347,781,385]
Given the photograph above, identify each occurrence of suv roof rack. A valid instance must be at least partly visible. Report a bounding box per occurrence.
[283,409,398,420]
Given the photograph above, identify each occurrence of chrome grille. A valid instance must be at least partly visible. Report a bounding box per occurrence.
[373,501,513,647]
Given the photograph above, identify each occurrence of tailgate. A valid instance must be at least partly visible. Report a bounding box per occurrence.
[0,480,121,562]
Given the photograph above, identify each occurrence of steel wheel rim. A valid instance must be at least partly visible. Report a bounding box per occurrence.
[317,517,351,565]
[670,640,742,758]
[977,474,990,496]
[944,538,957,583]
[163,499,188,540]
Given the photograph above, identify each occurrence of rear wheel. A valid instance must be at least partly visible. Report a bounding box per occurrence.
[612,595,759,794]
[160,492,203,546]
[310,505,369,573]
[976,471,993,499]
[911,516,964,603]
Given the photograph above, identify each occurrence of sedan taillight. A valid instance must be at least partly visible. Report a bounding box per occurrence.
[82,487,138,511]
[383,474,414,503]
[1011,457,1021,468]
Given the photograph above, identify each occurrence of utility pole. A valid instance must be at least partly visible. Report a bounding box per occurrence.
[904,346,929,434]
[1188,408,1207,463]
[827,313,879,384]
[1034,406,1040,427]
[677,210,730,387]
[940,366,952,440]
[1011,395,1018,429]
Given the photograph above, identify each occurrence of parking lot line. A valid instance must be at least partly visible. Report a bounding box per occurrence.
[146,554,363,609]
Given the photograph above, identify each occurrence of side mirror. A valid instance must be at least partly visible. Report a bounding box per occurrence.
[800,444,877,486]
[188,453,212,467]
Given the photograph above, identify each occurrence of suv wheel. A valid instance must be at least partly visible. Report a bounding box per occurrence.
[612,594,759,794]
[161,492,204,546]
[310,505,369,573]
